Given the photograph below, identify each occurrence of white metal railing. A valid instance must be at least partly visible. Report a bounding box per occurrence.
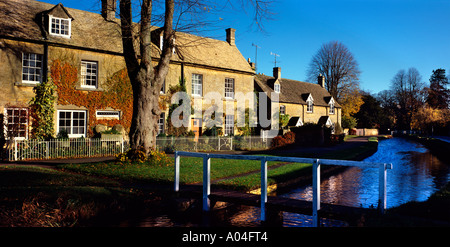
[173,151,393,227]
[8,137,126,161]
[156,136,273,152]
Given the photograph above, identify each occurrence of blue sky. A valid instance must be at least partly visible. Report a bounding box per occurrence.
[43,0,450,94]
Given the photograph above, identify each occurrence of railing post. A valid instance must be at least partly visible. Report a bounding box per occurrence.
[379,163,388,214]
[13,139,17,161]
[203,154,211,212]
[174,152,180,192]
[121,137,124,154]
[260,157,268,222]
[312,159,320,227]
[230,137,233,150]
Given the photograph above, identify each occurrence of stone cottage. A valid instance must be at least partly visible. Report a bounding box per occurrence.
[0,0,255,140]
[255,67,342,133]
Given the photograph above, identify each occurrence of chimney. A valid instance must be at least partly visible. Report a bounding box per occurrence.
[226,28,235,46]
[101,0,116,21]
[248,58,255,70]
[318,74,325,87]
[273,67,281,79]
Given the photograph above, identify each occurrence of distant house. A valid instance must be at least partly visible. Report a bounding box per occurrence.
[0,0,254,140]
[255,67,342,133]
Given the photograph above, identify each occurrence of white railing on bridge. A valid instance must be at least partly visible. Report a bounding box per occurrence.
[7,137,126,161]
[173,151,393,227]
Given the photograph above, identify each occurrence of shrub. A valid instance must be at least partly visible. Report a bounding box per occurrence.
[271,136,286,149]
[283,131,296,144]
[148,149,172,167]
[115,146,172,166]
[271,131,296,149]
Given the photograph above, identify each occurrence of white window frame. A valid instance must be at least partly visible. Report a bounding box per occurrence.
[306,94,314,113]
[3,108,29,140]
[280,105,286,115]
[329,98,335,115]
[274,84,280,93]
[192,74,203,96]
[160,80,166,94]
[22,53,43,84]
[329,102,335,115]
[224,115,234,136]
[224,78,235,99]
[158,113,165,135]
[80,61,98,89]
[57,110,87,138]
[49,15,71,38]
[96,110,120,119]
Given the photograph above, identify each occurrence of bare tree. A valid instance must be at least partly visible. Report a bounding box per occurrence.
[390,68,425,130]
[307,41,361,101]
[117,0,273,153]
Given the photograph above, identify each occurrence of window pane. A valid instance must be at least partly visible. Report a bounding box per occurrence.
[81,61,98,87]
[5,108,28,138]
[192,74,202,96]
[22,52,43,83]
[58,111,86,137]
[50,17,70,36]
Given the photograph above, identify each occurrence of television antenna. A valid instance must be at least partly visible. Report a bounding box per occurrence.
[270,52,280,67]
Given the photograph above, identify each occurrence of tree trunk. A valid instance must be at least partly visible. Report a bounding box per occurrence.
[119,0,174,154]
[128,69,161,151]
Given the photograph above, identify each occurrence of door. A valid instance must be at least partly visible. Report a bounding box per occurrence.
[191,118,202,141]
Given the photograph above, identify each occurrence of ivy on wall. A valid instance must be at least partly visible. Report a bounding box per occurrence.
[50,59,133,137]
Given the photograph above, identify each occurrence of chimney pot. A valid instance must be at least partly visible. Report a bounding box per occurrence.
[102,0,116,21]
[226,28,236,46]
[273,67,281,79]
[318,74,325,88]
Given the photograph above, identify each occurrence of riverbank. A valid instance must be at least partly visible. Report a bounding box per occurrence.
[370,134,450,226]
[405,135,450,164]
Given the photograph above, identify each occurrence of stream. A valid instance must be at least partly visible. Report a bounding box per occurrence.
[134,137,449,227]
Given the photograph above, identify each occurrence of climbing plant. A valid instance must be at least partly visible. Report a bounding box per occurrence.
[50,59,133,137]
[29,76,56,140]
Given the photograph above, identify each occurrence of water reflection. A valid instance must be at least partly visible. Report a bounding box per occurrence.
[283,138,450,210]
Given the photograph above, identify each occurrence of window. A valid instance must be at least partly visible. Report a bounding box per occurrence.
[22,53,43,84]
[81,61,98,88]
[274,84,280,93]
[158,113,165,135]
[224,115,234,136]
[224,78,235,99]
[192,74,203,96]
[4,108,28,139]
[280,105,286,115]
[307,100,313,113]
[306,94,314,113]
[96,110,120,119]
[160,80,165,94]
[49,16,71,37]
[58,110,86,138]
[329,102,335,114]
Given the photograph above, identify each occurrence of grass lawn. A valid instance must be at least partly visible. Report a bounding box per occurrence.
[58,156,311,191]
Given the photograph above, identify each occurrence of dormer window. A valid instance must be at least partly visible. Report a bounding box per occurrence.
[49,16,71,38]
[306,94,314,113]
[328,97,335,114]
[274,84,280,93]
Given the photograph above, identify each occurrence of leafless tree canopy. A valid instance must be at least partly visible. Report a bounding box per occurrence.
[307,41,361,101]
[390,68,425,129]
